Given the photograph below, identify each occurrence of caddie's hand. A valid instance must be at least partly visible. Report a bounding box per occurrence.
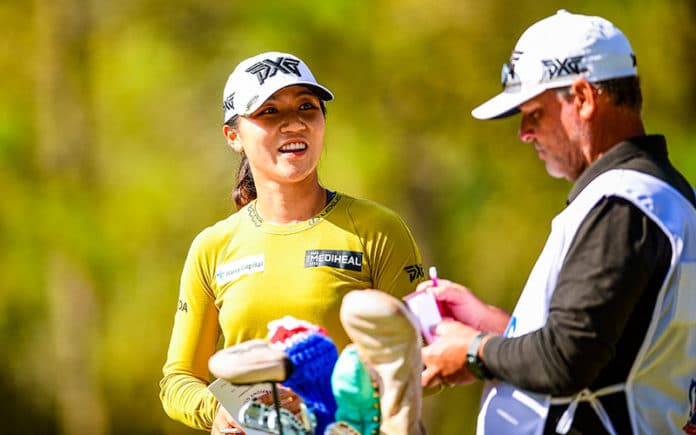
[421,320,479,388]
[415,279,486,325]
[211,404,245,434]
[416,279,509,333]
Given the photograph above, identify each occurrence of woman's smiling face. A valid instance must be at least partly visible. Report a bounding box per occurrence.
[234,85,326,187]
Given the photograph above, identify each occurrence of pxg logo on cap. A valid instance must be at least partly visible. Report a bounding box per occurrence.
[222,51,334,123]
[472,10,637,120]
[246,57,302,85]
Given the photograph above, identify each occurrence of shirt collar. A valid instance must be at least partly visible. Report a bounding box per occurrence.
[567,135,668,204]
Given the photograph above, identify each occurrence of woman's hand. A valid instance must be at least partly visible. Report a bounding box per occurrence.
[211,385,305,434]
[255,385,303,416]
[211,405,245,434]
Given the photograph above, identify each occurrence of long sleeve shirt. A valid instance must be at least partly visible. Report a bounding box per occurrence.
[160,193,424,430]
[482,135,696,433]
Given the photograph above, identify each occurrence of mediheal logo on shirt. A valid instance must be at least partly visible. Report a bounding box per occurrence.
[304,250,362,271]
[215,254,265,286]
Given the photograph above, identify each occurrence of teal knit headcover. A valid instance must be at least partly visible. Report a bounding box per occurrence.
[331,346,380,435]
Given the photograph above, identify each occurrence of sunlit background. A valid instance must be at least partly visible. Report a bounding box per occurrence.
[2,0,695,434]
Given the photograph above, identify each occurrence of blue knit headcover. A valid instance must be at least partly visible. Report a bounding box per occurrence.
[267,316,338,434]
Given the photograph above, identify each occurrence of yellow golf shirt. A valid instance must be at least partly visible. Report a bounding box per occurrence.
[160,192,424,430]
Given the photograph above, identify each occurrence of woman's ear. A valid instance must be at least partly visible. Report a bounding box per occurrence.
[223,124,243,152]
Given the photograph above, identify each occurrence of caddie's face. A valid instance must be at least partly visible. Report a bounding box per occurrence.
[517,89,587,181]
[233,85,326,188]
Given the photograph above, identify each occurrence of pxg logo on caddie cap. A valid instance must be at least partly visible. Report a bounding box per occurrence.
[502,51,589,90]
[541,55,587,81]
[473,9,638,120]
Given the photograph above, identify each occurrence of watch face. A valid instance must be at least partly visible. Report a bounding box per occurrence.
[466,354,487,380]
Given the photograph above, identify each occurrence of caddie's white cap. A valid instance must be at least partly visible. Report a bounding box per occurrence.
[472,10,637,120]
[222,51,334,123]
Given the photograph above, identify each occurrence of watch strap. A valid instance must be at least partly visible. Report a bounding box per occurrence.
[466,332,493,380]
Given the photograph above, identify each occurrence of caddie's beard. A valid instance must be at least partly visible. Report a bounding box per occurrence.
[545,160,567,180]
[536,142,583,181]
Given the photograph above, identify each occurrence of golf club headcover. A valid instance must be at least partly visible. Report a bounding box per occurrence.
[340,290,424,435]
[208,339,292,384]
[331,345,380,435]
[267,316,338,434]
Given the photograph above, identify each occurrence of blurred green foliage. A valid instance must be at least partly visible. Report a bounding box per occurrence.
[1,0,695,434]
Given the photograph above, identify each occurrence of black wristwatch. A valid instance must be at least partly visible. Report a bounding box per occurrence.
[466,332,493,380]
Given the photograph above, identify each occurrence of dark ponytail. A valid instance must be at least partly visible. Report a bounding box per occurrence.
[226,115,257,209]
[233,152,256,209]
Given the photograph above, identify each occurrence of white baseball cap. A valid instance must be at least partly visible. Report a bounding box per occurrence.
[472,10,637,120]
[222,51,334,123]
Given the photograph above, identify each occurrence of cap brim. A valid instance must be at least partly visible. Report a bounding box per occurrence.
[243,81,334,116]
[303,83,334,102]
[471,86,546,120]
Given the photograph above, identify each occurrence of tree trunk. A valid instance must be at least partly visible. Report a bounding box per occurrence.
[34,0,106,433]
